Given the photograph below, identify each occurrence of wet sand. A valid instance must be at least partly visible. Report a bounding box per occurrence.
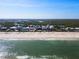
[0,32,79,40]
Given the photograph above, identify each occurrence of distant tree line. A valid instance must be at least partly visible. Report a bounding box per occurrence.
[0,20,79,27]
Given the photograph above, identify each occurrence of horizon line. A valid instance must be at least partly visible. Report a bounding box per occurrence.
[0,18,79,19]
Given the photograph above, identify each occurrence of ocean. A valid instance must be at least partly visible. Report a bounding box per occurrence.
[0,39,79,59]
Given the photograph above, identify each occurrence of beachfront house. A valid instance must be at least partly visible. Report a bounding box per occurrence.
[21,27,29,32]
[0,26,7,31]
[42,25,47,31]
[9,26,18,31]
[35,25,42,31]
[48,25,54,31]
[29,25,36,32]
[72,27,79,32]
[64,27,75,32]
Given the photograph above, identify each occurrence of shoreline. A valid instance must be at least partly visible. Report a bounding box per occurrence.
[0,32,79,40]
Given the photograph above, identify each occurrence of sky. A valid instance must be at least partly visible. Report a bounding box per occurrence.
[0,0,79,19]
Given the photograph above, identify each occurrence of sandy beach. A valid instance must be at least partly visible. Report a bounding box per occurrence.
[0,32,79,40]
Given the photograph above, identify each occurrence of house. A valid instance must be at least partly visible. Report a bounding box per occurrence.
[21,27,29,32]
[73,27,79,32]
[35,25,42,32]
[0,27,7,31]
[29,25,36,32]
[42,26,47,31]
[9,26,18,31]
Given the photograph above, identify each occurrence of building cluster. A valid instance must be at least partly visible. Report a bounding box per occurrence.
[0,24,54,32]
[0,23,79,32]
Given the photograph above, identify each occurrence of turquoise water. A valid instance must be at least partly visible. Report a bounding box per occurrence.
[0,39,79,59]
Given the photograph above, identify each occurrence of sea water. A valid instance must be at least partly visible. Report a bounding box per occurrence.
[0,38,79,59]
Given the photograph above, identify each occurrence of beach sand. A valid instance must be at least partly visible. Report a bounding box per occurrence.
[0,32,79,40]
